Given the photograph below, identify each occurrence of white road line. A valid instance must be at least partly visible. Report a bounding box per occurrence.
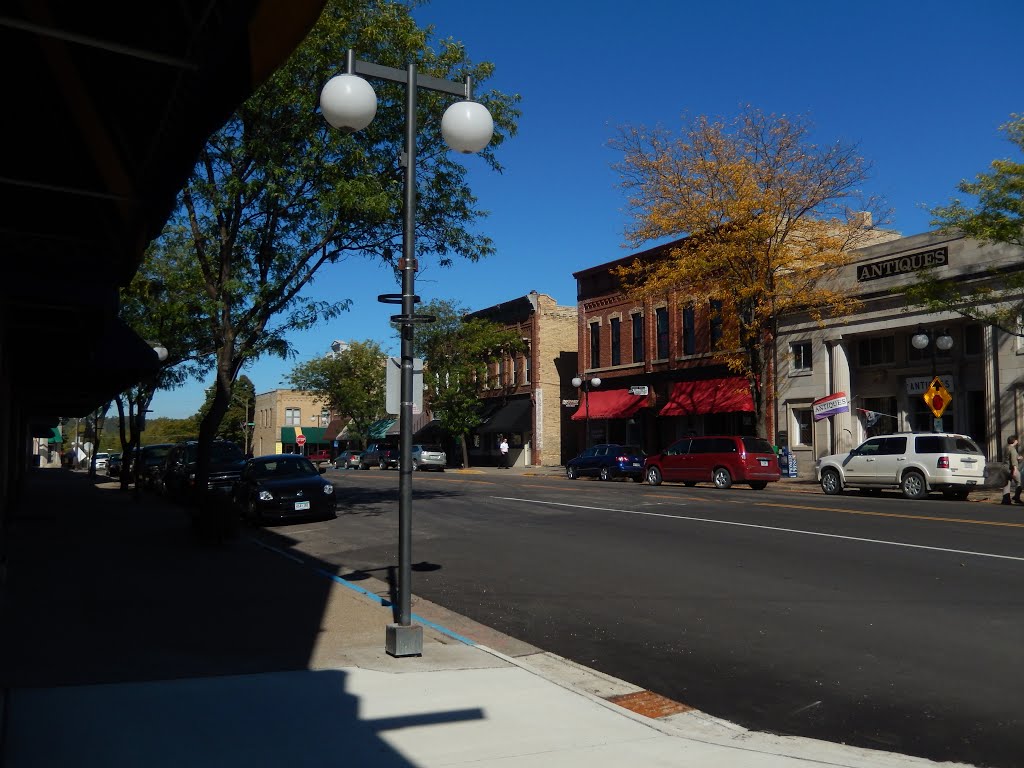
[491,496,1024,563]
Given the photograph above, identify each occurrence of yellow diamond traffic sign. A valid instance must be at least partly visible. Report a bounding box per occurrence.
[923,376,952,418]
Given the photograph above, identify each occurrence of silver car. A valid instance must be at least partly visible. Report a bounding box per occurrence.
[411,444,446,471]
[816,432,985,500]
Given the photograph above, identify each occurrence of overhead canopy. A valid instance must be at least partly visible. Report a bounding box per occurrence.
[386,411,438,437]
[368,418,397,440]
[280,426,327,444]
[659,378,754,417]
[0,1,327,424]
[571,390,645,421]
[478,398,532,434]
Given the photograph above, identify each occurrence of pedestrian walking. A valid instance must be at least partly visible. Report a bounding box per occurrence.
[499,435,510,469]
[1002,434,1021,505]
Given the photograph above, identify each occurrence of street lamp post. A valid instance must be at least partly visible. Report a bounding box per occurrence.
[572,376,601,448]
[911,326,954,431]
[320,50,493,657]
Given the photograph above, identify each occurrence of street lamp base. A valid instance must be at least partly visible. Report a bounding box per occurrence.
[385,623,423,657]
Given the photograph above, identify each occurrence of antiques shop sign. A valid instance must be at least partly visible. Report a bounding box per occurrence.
[856,247,948,282]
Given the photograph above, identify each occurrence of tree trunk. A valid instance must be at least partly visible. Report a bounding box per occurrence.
[193,361,234,538]
[460,433,470,469]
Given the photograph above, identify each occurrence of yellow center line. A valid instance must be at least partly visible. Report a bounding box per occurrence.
[753,501,1024,528]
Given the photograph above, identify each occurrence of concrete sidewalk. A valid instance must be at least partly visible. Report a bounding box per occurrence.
[1,468,976,767]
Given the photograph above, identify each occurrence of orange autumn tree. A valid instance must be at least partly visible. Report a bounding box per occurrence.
[610,108,894,438]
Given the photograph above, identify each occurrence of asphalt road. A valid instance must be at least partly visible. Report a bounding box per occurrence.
[264,468,1024,768]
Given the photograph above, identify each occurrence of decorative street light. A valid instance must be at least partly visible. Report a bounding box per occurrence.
[911,326,954,431]
[572,376,602,448]
[320,50,493,658]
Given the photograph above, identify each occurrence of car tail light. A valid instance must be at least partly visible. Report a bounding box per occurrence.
[616,454,630,462]
[937,455,950,469]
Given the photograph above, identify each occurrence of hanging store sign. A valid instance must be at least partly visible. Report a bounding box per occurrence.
[812,392,850,421]
[628,385,649,396]
[856,247,948,282]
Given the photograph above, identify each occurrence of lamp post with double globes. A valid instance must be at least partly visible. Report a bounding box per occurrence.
[320,50,494,658]
[911,326,954,431]
[572,376,602,448]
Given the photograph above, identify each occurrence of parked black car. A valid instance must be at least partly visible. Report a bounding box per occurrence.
[233,454,336,524]
[106,453,123,477]
[359,441,399,470]
[160,440,246,501]
[566,443,646,482]
[137,443,174,490]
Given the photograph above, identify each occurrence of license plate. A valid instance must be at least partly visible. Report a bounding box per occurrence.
[759,459,768,466]
[295,501,310,510]
[632,462,641,467]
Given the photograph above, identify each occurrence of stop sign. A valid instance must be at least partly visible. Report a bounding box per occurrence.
[296,434,306,446]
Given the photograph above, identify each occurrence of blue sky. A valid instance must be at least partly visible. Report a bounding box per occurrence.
[149,0,1023,419]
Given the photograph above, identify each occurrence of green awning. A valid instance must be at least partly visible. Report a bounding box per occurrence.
[47,427,62,444]
[367,418,397,440]
[280,426,328,444]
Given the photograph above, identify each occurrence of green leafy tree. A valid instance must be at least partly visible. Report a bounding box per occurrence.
[198,375,256,449]
[910,114,1024,333]
[285,340,388,445]
[413,299,525,468]
[153,0,519,494]
[610,107,892,438]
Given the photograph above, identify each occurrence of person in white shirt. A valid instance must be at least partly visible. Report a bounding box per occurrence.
[499,436,510,469]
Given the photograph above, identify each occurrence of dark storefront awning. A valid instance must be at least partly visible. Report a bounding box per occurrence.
[368,418,397,439]
[571,389,646,421]
[659,377,754,416]
[386,411,438,437]
[478,398,532,434]
[280,426,328,444]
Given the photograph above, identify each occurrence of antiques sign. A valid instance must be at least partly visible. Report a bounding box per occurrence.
[856,247,948,282]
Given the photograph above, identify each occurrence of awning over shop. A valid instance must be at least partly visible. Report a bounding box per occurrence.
[368,418,397,439]
[658,377,754,416]
[47,427,62,444]
[386,411,438,437]
[571,389,646,421]
[478,397,532,434]
[323,419,347,441]
[280,426,328,444]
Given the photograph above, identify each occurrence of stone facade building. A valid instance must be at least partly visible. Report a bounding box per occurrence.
[464,291,578,467]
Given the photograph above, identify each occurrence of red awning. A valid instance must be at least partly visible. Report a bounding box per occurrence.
[659,377,754,416]
[571,389,646,420]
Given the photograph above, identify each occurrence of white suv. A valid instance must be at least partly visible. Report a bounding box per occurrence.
[816,433,985,500]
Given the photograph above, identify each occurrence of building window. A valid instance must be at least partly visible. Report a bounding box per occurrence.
[499,357,506,386]
[709,300,723,350]
[589,322,600,369]
[792,341,812,372]
[656,307,669,359]
[285,407,301,426]
[793,408,813,446]
[525,352,532,383]
[682,304,695,355]
[631,312,645,363]
[964,324,983,356]
[610,317,621,366]
[857,335,895,366]
[511,355,518,385]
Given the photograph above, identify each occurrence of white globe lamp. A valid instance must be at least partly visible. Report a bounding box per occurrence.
[441,100,494,153]
[320,74,377,132]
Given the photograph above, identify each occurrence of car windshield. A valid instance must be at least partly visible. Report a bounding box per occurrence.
[615,445,644,456]
[742,437,775,454]
[253,457,319,478]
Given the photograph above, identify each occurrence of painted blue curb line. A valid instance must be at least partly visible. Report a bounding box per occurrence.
[253,538,477,647]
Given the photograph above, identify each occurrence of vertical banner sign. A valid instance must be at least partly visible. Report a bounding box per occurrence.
[812,392,850,421]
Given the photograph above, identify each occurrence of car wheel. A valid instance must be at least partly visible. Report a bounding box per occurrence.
[749,481,768,490]
[713,467,733,489]
[412,459,420,471]
[599,467,611,481]
[646,466,662,486]
[567,465,578,480]
[901,470,928,500]
[820,468,842,495]
[379,459,387,470]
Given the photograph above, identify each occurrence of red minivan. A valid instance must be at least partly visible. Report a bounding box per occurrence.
[644,435,781,489]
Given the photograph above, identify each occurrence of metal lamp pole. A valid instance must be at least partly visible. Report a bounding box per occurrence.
[320,51,494,657]
[572,376,601,448]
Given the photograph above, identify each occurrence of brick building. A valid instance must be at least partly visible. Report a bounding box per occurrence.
[464,291,578,467]
[252,389,334,458]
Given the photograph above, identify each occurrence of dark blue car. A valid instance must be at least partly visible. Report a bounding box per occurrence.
[566,443,646,482]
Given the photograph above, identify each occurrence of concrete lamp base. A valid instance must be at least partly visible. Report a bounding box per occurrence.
[386,623,424,657]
